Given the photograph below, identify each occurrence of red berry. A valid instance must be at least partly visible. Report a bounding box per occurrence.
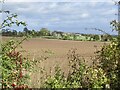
[11,83,16,87]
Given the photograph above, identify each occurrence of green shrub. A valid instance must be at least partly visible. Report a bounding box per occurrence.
[96,40,120,88]
[44,65,68,88]
[44,49,87,88]
[44,47,118,89]
[85,66,109,88]
[0,38,31,88]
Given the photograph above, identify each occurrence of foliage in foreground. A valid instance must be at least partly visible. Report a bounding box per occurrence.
[0,7,31,89]
[0,38,32,88]
[96,39,120,88]
[44,49,110,89]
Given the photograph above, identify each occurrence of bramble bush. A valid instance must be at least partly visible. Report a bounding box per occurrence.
[44,49,87,88]
[44,49,109,89]
[95,27,120,88]
[1,38,31,88]
[0,7,31,89]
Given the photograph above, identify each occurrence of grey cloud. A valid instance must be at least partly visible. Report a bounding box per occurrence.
[2,2,118,34]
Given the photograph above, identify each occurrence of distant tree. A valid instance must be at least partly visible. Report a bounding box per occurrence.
[23,27,29,35]
[73,34,77,40]
[31,29,37,37]
[39,28,50,36]
[18,31,24,37]
[2,28,18,36]
[12,30,17,36]
[93,35,99,41]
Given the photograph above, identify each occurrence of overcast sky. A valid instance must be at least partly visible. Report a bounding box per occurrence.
[1,0,120,34]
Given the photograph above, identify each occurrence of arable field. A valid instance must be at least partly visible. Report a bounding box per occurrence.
[2,37,109,87]
[21,38,106,62]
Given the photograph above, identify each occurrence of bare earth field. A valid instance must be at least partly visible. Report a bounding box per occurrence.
[21,38,105,61]
[20,38,107,64]
[2,37,108,87]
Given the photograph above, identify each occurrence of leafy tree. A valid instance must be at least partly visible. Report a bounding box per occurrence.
[23,27,28,35]
[18,31,24,37]
[39,28,50,36]
[93,35,99,41]
[12,30,17,36]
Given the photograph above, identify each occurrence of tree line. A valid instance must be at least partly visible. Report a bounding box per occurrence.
[2,27,116,41]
